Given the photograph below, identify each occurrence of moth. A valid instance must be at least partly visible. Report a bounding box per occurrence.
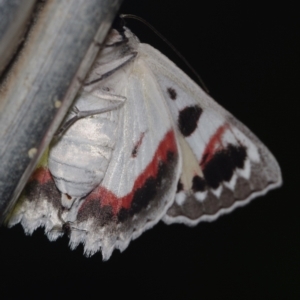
[8,24,282,260]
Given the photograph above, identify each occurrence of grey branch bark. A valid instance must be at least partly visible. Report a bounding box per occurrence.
[0,0,123,223]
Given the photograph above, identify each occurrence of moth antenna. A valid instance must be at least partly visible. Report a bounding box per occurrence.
[120,14,210,93]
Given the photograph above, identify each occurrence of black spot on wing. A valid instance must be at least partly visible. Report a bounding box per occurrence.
[167,87,177,100]
[131,148,138,158]
[203,144,247,189]
[178,105,202,136]
[192,175,206,192]
[131,132,146,158]
[177,180,184,192]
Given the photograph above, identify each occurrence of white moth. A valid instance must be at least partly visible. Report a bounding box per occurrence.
[8,25,282,260]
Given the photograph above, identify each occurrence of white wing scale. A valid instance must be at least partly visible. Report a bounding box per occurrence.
[8,26,281,259]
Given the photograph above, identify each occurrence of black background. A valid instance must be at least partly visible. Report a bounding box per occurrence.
[1,1,298,299]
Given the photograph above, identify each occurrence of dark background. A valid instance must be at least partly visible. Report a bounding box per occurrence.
[1,1,298,299]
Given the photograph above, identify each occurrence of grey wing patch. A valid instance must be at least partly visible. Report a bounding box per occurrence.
[178,105,203,137]
[7,168,63,239]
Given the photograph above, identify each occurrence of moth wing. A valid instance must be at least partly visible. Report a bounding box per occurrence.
[140,43,282,225]
[65,55,181,259]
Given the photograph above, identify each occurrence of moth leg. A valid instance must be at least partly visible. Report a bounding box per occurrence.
[50,220,87,236]
[62,221,87,236]
[104,37,128,48]
[84,52,137,86]
[97,34,128,48]
[93,37,128,52]
[56,91,126,136]
[50,206,87,236]
[49,207,67,234]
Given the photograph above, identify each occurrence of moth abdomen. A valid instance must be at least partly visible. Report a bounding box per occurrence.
[48,97,121,202]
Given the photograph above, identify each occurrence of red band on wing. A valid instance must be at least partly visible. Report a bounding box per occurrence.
[83,130,177,215]
[30,167,53,184]
[200,124,229,168]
